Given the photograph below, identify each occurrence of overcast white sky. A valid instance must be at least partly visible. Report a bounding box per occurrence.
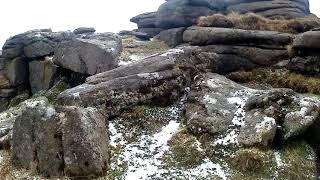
[0,0,319,47]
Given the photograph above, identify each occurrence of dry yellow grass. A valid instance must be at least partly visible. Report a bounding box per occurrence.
[197,12,320,34]
[227,68,320,94]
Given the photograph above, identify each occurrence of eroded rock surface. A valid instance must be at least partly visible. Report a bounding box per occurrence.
[53,33,122,75]
[186,73,320,146]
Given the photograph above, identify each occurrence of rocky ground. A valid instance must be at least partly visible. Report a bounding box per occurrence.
[0,0,320,179]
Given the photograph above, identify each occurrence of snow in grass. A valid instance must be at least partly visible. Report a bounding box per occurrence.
[213,90,254,146]
[109,122,127,147]
[274,151,284,168]
[137,72,162,80]
[214,129,239,146]
[122,120,180,179]
[160,49,184,57]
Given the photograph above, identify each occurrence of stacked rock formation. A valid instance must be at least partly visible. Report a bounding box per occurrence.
[0,28,122,112]
[131,0,311,37]
[289,29,320,75]
[0,0,320,179]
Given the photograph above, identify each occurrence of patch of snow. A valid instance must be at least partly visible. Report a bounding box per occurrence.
[72,92,80,99]
[255,117,276,133]
[274,151,284,168]
[24,100,46,108]
[130,54,145,61]
[122,120,180,179]
[214,129,239,146]
[160,49,184,57]
[119,60,131,66]
[227,97,243,105]
[45,107,56,119]
[109,122,126,147]
[206,79,222,89]
[203,95,217,105]
[299,107,309,117]
[137,72,162,80]
[187,159,228,180]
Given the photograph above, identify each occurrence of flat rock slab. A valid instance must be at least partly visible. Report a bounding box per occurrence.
[53,33,122,75]
[2,29,75,59]
[183,27,293,47]
[293,31,320,49]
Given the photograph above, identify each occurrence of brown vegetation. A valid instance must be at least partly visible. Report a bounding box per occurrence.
[197,13,320,34]
[227,68,320,94]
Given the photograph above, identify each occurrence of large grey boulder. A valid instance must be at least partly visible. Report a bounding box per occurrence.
[131,0,311,29]
[155,27,186,47]
[0,97,48,149]
[2,29,75,59]
[288,56,320,75]
[73,27,96,35]
[289,31,320,75]
[155,0,215,29]
[130,12,157,28]
[0,72,10,89]
[186,73,320,146]
[183,27,293,48]
[227,0,310,19]
[57,47,212,114]
[4,57,29,86]
[136,28,164,38]
[29,57,58,93]
[61,106,109,177]
[10,98,110,177]
[202,45,289,66]
[292,31,320,50]
[53,33,122,75]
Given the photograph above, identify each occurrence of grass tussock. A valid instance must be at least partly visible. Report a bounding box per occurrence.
[227,68,320,94]
[197,12,320,34]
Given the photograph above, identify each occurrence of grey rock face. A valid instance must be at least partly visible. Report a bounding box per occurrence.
[186,73,320,146]
[12,101,63,176]
[183,27,293,48]
[136,28,164,38]
[293,31,320,49]
[2,29,75,59]
[0,98,9,113]
[288,56,320,75]
[4,57,29,86]
[10,98,110,177]
[156,0,215,29]
[61,106,109,177]
[130,12,158,28]
[289,31,320,75]
[201,45,289,66]
[226,0,310,19]
[53,33,122,75]
[29,57,58,93]
[119,30,150,40]
[131,0,311,29]
[73,27,96,35]
[155,27,186,47]
[57,47,212,114]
